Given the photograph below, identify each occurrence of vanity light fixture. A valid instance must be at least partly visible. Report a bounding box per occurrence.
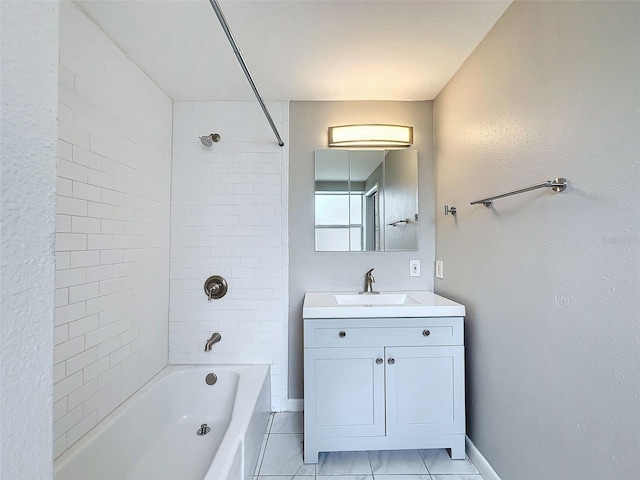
[328,124,413,148]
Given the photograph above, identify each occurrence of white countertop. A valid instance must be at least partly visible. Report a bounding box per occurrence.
[303,291,466,318]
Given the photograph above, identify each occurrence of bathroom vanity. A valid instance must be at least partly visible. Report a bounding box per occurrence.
[302,291,466,463]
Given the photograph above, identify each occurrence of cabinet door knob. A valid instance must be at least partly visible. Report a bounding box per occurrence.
[387,357,395,365]
[423,329,431,337]
[376,358,383,365]
[338,331,346,338]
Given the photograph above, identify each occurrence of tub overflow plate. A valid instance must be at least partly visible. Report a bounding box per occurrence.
[205,372,217,385]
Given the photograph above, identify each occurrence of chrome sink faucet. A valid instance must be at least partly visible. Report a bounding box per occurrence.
[204,332,222,352]
[361,268,379,294]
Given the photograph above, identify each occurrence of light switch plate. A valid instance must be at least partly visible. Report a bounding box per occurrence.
[409,259,420,277]
[435,260,444,279]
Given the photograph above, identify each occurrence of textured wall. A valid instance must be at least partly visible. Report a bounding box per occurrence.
[170,101,289,411]
[434,2,640,479]
[288,101,434,399]
[54,1,172,458]
[0,1,57,478]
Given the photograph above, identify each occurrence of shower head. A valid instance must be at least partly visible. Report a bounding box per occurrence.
[199,133,220,147]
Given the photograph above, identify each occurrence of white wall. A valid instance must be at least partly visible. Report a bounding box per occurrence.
[0,2,58,478]
[170,101,289,411]
[54,1,172,458]
[288,101,434,399]
[434,2,640,479]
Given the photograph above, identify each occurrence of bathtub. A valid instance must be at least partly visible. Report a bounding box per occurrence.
[54,365,271,480]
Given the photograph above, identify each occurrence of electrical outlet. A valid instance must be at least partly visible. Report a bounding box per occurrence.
[435,260,444,279]
[409,259,420,277]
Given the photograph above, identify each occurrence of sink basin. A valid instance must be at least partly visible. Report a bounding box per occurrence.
[334,293,418,306]
[303,291,466,318]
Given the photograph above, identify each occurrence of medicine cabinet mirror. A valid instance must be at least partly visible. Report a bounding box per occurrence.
[314,149,418,252]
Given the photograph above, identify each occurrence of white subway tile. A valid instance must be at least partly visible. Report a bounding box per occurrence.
[65,347,96,376]
[68,282,100,304]
[87,170,114,189]
[58,177,73,197]
[72,182,102,202]
[83,387,109,417]
[56,215,72,233]
[72,145,102,170]
[68,313,99,338]
[58,158,88,183]
[97,364,121,390]
[66,411,97,446]
[54,336,85,364]
[57,2,171,457]
[55,325,69,346]
[109,344,131,367]
[86,265,113,283]
[53,435,67,460]
[59,64,75,90]
[69,250,101,268]
[53,397,68,423]
[59,121,90,150]
[57,196,88,217]
[87,234,113,250]
[84,326,112,350]
[55,302,86,326]
[67,378,97,410]
[96,336,121,360]
[56,233,87,251]
[87,201,114,219]
[53,362,66,385]
[56,267,87,288]
[54,372,83,403]
[53,404,83,439]
[99,249,123,265]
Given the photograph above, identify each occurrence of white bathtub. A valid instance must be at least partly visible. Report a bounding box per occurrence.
[54,365,271,480]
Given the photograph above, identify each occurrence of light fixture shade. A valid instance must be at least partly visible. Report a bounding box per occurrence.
[328,124,413,147]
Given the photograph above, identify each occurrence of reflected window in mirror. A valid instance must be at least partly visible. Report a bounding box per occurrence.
[314,149,418,252]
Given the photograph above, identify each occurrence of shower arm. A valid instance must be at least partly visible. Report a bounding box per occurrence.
[208,0,285,147]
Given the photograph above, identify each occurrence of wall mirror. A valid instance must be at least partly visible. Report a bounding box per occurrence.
[314,149,418,252]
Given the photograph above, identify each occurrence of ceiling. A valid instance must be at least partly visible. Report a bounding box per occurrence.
[76,0,511,102]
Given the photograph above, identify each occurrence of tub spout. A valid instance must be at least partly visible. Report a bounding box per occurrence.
[204,332,222,352]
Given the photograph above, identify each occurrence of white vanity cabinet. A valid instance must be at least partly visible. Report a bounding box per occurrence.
[303,315,465,463]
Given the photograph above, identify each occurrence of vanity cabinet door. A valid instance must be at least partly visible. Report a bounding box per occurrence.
[304,346,385,438]
[385,346,465,437]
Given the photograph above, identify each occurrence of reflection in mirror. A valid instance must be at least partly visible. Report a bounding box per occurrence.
[315,149,418,252]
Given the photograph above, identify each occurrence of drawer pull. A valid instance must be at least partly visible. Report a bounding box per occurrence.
[338,331,346,338]
[387,357,395,365]
[423,329,431,337]
[376,358,383,365]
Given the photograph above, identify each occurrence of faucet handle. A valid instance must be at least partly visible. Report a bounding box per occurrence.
[366,268,374,276]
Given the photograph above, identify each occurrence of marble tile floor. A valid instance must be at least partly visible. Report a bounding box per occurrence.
[253,412,484,480]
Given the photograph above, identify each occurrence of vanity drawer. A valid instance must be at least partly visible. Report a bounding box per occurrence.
[304,317,463,347]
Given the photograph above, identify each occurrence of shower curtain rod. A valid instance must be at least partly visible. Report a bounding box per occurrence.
[209,0,285,147]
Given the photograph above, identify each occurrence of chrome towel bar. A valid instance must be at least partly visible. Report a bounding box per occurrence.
[387,218,411,227]
[470,178,567,207]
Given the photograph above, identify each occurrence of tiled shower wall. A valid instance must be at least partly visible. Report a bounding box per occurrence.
[54,1,172,458]
[170,101,289,410]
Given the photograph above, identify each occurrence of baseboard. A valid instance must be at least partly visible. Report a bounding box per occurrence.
[287,398,303,412]
[466,436,502,480]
